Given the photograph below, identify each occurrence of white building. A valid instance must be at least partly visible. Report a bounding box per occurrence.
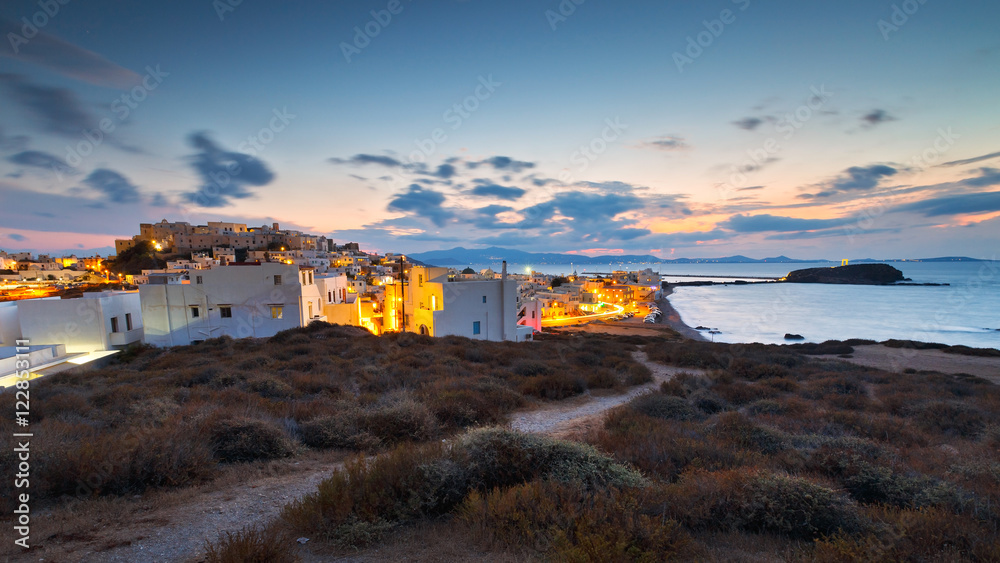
[11,291,145,353]
[386,263,532,342]
[139,263,324,346]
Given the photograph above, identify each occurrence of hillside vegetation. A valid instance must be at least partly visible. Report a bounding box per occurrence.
[213,339,1000,561]
[0,323,657,512]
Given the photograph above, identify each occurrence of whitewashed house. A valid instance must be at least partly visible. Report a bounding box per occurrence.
[13,291,145,353]
[139,263,324,346]
[385,262,532,342]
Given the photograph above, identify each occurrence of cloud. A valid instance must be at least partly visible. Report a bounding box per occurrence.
[467,156,535,173]
[329,153,405,168]
[7,150,77,175]
[959,167,1000,188]
[861,109,896,127]
[387,184,453,226]
[733,117,764,131]
[0,74,96,138]
[803,164,899,198]
[0,17,140,89]
[939,151,1000,168]
[0,126,28,152]
[894,191,1000,217]
[431,163,456,179]
[720,213,853,233]
[470,183,526,201]
[82,169,141,204]
[182,132,275,207]
[637,135,689,151]
[6,233,26,241]
[739,186,766,191]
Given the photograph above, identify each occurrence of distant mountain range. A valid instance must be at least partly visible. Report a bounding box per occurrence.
[407,247,987,266]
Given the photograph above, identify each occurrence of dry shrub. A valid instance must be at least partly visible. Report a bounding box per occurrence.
[423,377,524,428]
[283,429,644,549]
[204,525,300,563]
[624,362,653,385]
[210,418,295,463]
[246,376,295,399]
[911,401,987,438]
[517,372,586,400]
[629,393,698,421]
[812,506,1000,562]
[300,398,438,451]
[38,418,216,498]
[712,412,789,454]
[714,381,779,406]
[460,480,696,560]
[729,358,790,381]
[592,409,750,481]
[456,428,647,492]
[662,469,869,539]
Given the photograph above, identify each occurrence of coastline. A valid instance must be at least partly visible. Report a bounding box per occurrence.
[658,285,708,341]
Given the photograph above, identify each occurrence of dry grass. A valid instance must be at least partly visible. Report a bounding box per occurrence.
[0,324,661,515]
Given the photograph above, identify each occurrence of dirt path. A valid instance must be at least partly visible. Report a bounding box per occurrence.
[510,350,703,439]
[17,351,692,563]
[13,454,348,563]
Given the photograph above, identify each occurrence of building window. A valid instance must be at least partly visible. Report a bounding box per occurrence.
[196,275,203,284]
[271,306,283,319]
[328,291,332,303]
[125,313,133,331]
[473,321,481,335]
[110,317,120,333]
[274,275,282,285]
[418,274,423,287]
[190,306,200,318]
[482,295,487,303]
[220,306,232,318]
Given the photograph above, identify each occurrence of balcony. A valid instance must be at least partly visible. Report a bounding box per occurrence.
[109,327,144,347]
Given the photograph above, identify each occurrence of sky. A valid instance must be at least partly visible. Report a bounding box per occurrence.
[1,0,999,260]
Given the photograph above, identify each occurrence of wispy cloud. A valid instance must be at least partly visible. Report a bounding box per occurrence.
[0,17,140,89]
[636,135,690,151]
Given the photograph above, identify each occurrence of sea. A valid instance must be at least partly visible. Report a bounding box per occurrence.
[449,260,1000,349]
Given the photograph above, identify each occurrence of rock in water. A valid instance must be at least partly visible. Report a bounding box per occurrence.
[783,264,905,285]
[784,333,805,340]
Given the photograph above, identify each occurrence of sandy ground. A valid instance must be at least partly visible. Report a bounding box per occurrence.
[821,344,1000,384]
[11,350,688,563]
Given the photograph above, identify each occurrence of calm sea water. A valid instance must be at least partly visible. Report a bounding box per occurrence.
[448,260,999,348]
[666,262,1000,349]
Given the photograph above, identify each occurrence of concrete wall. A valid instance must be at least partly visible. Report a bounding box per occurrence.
[140,263,321,346]
[406,267,519,342]
[0,302,20,347]
[16,292,143,353]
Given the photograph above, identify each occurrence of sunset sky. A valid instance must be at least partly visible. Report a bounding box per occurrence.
[1,0,999,259]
